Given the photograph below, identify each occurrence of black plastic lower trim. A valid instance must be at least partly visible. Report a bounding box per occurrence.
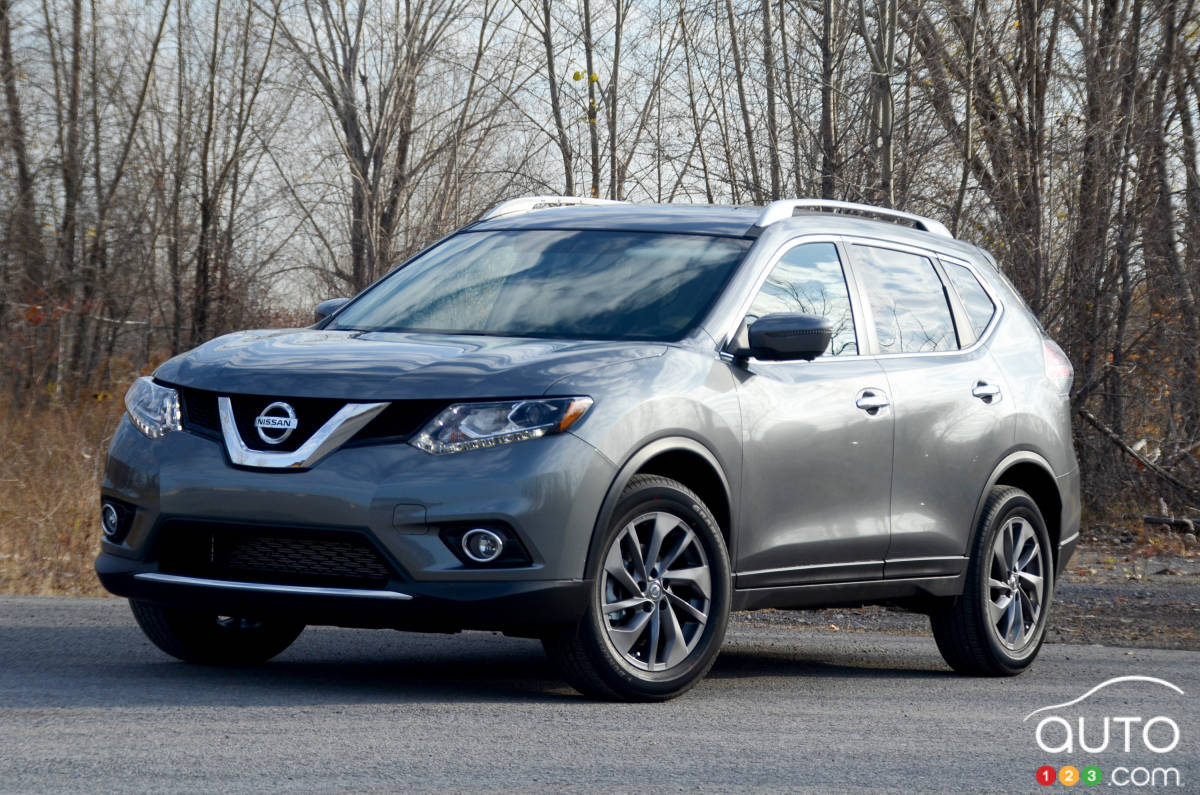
[731,573,965,611]
[882,556,968,579]
[736,560,883,588]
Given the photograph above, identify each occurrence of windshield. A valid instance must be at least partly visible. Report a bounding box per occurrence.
[329,229,752,341]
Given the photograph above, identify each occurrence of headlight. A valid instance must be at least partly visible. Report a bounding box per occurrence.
[412,397,593,454]
[124,377,181,439]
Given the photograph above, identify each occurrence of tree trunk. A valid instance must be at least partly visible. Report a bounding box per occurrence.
[760,0,780,200]
[723,0,762,202]
[581,0,601,198]
[820,0,837,199]
[540,0,573,194]
[0,0,45,290]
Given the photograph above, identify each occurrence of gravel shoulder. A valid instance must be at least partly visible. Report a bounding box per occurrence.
[735,535,1200,651]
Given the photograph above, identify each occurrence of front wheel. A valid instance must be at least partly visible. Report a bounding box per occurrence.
[930,486,1054,676]
[130,599,304,665]
[543,475,731,701]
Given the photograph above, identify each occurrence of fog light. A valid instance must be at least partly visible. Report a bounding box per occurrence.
[101,503,120,538]
[462,528,504,563]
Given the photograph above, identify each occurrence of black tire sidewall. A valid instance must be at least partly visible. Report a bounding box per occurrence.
[583,479,731,696]
[131,599,303,665]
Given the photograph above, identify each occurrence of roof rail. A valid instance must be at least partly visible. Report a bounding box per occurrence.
[480,195,627,220]
[756,199,953,238]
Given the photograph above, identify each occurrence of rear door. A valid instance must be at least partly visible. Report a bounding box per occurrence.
[844,241,1013,579]
[734,239,894,587]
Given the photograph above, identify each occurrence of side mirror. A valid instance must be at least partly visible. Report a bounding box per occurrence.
[313,297,351,325]
[733,313,833,362]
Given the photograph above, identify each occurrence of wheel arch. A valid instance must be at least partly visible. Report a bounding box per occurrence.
[584,437,734,577]
[974,452,1063,567]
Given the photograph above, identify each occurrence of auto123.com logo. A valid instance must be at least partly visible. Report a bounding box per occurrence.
[1025,676,1184,788]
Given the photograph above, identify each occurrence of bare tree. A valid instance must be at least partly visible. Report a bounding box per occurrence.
[856,0,897,206]
[514,0,575,195]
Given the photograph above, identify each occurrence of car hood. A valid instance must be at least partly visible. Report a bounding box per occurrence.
[154,329,665,399]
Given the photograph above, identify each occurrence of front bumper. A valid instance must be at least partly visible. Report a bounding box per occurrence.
[97,415,613,631]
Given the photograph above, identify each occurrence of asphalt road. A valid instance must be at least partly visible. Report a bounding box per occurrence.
[1,596,1196,793]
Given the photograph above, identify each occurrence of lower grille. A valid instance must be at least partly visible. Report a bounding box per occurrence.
[156,521,395,589]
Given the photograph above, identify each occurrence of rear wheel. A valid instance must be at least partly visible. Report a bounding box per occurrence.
[130,599,304,665]
[543,475,731,701]
[930,486,1053,675]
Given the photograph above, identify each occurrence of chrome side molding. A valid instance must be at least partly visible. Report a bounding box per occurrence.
[134,572,413,600]
[218,397,388,469]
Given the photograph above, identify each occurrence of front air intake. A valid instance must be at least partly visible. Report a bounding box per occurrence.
[154,521,397,589]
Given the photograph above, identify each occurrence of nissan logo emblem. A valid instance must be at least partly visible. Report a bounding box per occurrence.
[254,401,298,444]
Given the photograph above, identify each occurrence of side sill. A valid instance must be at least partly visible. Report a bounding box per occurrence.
[736,560,883,589]
[732,573,965,612]
[883,556,967,579]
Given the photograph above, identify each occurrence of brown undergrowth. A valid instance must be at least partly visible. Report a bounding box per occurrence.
[0,396,124,596]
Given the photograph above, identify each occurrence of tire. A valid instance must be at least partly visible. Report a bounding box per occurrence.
[930,486,1054,676]
[543,475,731,701]
[130,599,304,665]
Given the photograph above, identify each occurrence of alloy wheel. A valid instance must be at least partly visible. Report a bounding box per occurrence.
[600,511,712,672]
[986,515,1046,650]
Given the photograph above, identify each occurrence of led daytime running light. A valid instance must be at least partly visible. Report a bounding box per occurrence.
[412,397,592,455]
[124,377,182,439]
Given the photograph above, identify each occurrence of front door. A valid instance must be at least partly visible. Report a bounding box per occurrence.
[734,240,894,588]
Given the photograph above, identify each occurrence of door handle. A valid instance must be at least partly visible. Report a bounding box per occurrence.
[972,381,1002,403]
[855,389,890,414]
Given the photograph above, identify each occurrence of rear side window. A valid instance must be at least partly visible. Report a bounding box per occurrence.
[851,245,957,354]
[943,261,996,338]
[746,242,858,356]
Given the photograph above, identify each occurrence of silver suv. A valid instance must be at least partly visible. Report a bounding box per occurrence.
[97,197,1080,701]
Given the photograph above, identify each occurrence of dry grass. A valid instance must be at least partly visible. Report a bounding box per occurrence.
[0,396,124,596]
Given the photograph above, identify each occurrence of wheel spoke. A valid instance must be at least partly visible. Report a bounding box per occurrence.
[1005,597,1022,645]
[988,592,1012,625]
[604,539,641,597]
[988,577,1010,592]
[1017,570,1043,593]
[657,528,695,574]
[646,605,661,668]
[660,601,690,668]
[666,590,708,624]
[1002,521,1015,572]
[604,596,646,614]
[1019,584,1041,623]
[622,527,648,583]
[606,607,652,656]
[644,513,678,574]
[664,565,711,600]
[1015,521,1038,569]
[992,529,1010,575]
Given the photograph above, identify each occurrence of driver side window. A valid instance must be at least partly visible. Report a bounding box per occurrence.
[745,242,858,356]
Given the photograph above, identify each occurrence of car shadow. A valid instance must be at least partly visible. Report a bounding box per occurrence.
[1,622,955,709]
[709,645,955,682]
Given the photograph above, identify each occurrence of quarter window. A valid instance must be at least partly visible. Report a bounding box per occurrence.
[944,261,996,339]
[746,242,857,356]
[852,245,958,354]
